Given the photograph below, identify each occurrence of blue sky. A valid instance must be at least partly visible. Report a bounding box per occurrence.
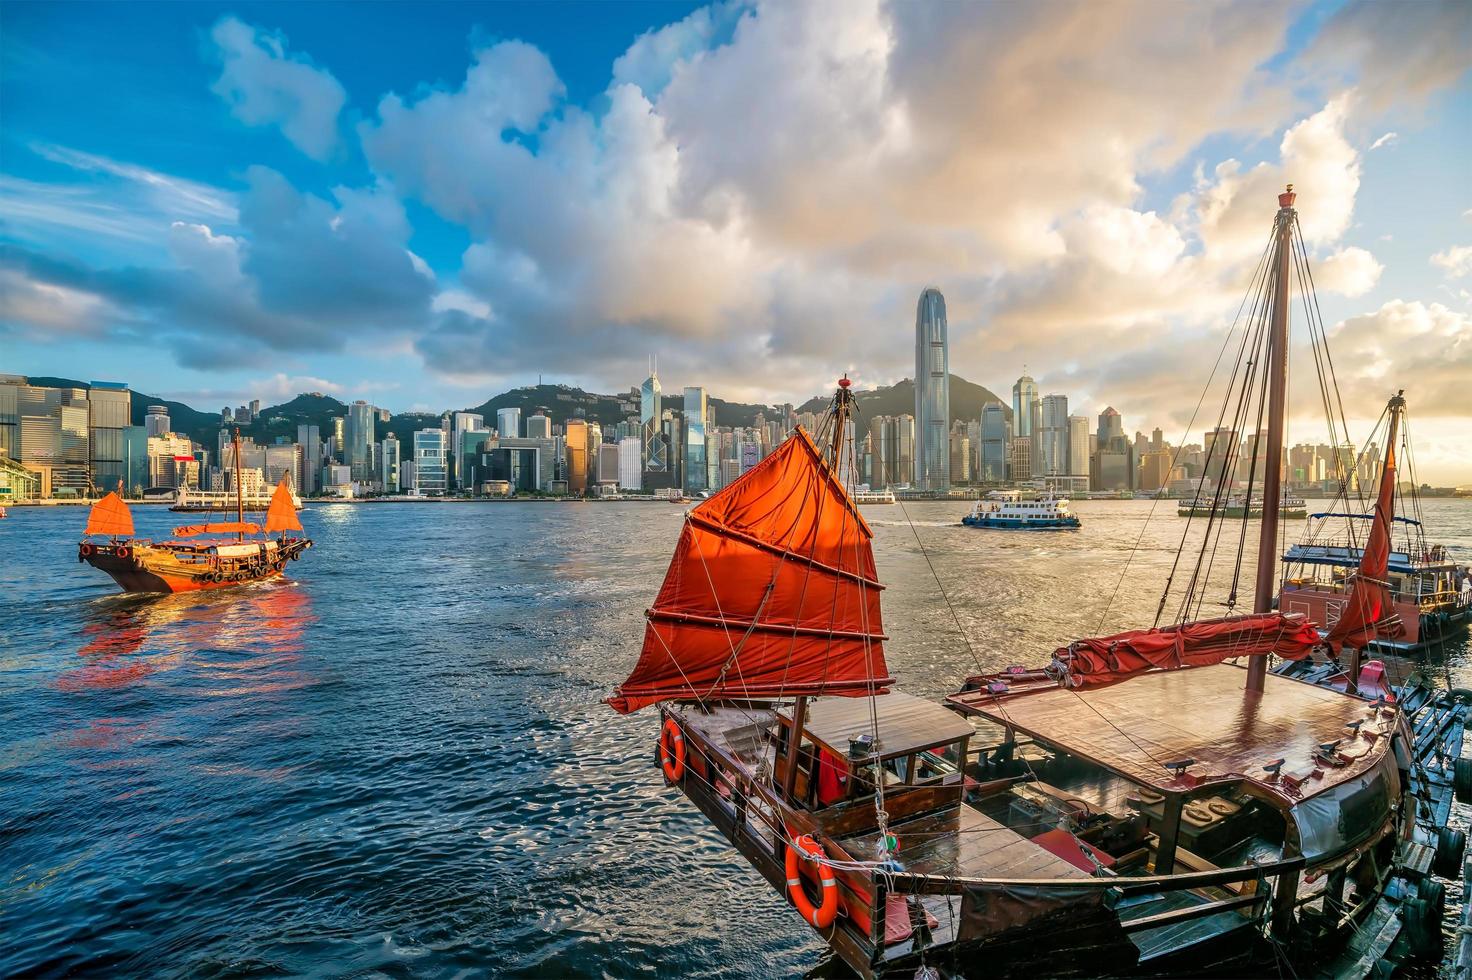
[3,1,1470,479]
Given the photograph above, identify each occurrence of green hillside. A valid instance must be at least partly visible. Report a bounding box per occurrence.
[796,375,1011,422]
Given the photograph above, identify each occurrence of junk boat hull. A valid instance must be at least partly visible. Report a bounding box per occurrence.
[79,538,311,594]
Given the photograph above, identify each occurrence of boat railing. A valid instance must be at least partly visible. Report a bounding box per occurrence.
[878,854,1306,947]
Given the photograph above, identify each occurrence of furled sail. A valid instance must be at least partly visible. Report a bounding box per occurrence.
[264,477,303,533]
[172,522,262,537]
[1325,438,1400,651]
[84,491,134,537]
[609,426,892,714]
[1049,612,1321,688]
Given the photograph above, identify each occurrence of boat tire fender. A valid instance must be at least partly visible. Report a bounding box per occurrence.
[1454,758,1472,804]
[659,717,685,783]
[290,551,300,561]
[79,542,94,559]
[1402,879,1445,957]
[1434,827,1466,877]
[785,835,839,929]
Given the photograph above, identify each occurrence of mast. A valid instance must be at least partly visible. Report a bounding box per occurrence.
[1247,185,1296,693]
[233,426,245,542]
[1344,391,1404,693]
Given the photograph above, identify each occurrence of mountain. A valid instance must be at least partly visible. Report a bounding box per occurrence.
[796,375,1011,422]
[462,383,779,430]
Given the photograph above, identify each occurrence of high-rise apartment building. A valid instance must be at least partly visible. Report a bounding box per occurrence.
[914,288,950,490]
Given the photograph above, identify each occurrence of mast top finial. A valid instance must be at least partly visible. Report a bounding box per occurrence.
[838,374,851,389]
[1279,183,1296,209]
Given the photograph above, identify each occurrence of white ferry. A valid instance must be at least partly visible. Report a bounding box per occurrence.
[962,491,1081,529]
[169,485,303,513]
[850,488,896,504]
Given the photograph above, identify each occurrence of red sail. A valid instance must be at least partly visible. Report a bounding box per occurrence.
[1052,612,1320,688]
[1326,441,1398,651]
[264,476,303,533]
[609,426,891,714]
[84,491,134,537]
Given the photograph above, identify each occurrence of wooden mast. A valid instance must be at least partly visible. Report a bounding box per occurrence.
[1346,391,1404,694]
[233,426,245,542]
[1248,185,1296,693]
[782,376,856,801]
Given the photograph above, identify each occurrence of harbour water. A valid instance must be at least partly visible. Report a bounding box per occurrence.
[3,499,1470,976]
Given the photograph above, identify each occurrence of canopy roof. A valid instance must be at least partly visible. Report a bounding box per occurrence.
[84,492,133,537]
[780,691,974,760]
[609,425,891,714]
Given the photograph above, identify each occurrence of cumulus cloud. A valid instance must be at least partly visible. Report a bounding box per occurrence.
[208,16,347,161]
[1431,245,1472,279]
[1305,0,1472,111]
[1329,300,1472,413]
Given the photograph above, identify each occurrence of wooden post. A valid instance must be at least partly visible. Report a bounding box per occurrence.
[1155,794,1183,875]
[1345,645,1363,696]
[783,695,809,801]
[1249,186,1297,693]
[1271,866,1299,940]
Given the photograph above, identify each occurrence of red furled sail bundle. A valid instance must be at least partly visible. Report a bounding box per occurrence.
[1325,440,1399,651]
[609,426,891,714]
[1051,612,1321,688]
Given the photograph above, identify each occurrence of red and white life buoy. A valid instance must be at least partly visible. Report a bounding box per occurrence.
[785,835,839,928]
[79,542,95,559]
[116,545,131,560]
[659,717,686,783]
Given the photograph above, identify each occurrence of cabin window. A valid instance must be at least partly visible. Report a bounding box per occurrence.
[913,742,963,784]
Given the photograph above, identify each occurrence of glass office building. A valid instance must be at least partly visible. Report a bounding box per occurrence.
[413,429,447,494]
[682,386,708,494]
[914,288,950,490]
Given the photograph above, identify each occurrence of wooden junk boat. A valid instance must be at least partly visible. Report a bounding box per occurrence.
[1278,431,1471,654]
[79,430,311,593]
[609,188,1471,978]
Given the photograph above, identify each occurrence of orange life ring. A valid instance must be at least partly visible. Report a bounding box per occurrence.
[79,542,94,558]
[116,545,131,560]
[659,717,686,782]
[785,835,839,928]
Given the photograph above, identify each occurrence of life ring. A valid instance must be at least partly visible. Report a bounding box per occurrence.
[785,835,839,928]
[79,542,94,558]
[659,717,686,782]
[116,545,131,560]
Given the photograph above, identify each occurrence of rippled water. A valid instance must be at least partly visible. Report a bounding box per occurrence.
[3,499,1470,976]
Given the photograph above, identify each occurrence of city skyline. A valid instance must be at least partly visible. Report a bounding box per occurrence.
[3,2,1470,481]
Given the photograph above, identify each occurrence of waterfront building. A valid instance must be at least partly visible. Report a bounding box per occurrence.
[618,437,642,490]
[297,424,322,494]
[1202,426,1236,490]
[381,435,401,493]
[1012,373,1039,438]
[11,383,92,497]
[914,287,950,490]
[1097,407,1125,449]
[144,403,169,435]
[565,419,590,494]
[1095,448,1133,491]
[147,432,198,489]
[450,412,487,491]
[496,407,521,439]
[526,414,552,440]
[346,401,378,482]
[1067,415,1090,478]
[87,381,130,493]
[0,378,18,460]
[640,366,667,476]
[979,402,1009,482]
[1038,394,1070,477]
[683,386,708,494]
[413,429,448,495]
[598,443,620,489]
[1138,450,1174,491]
[949,423,971,484]
[121,425,148,496]
[1007,436,1032,481]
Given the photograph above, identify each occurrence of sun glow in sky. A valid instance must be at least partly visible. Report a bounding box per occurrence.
[2,1,1470,481]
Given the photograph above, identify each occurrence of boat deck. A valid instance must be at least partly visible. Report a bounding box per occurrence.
[950,664,1390,798]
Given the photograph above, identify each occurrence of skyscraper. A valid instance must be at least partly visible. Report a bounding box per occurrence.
[1039,394,1070,477]
[145,404,171,438]
[565,419,589,494]
[346,401,376,481]
[1067,416,1090,477]
[496,407,521,439]
[87,382,130,492]
[913,287,950,490]
[1097,407,1124,447]
[640,365,666,475]
[979,401,1010,482]
[682,386,708,494]
[1012,372,1041,477]
[297,424,321,494]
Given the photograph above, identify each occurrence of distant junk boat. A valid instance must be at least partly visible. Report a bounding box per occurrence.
[608,189,1467,977]
[79,429,312,593]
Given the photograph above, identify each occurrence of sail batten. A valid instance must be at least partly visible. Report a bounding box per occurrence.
[84,492,134,537]
[609,426,891,714]
[264,476,303,533]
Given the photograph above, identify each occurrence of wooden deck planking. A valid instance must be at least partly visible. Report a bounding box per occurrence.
[840,804,1090,882]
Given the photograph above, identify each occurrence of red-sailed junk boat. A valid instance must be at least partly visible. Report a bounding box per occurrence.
[609,189,1466,978]
[79,429,312,593]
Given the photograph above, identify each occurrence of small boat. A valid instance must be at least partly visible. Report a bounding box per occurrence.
[851,488,897,505]
[963,490,1080,529]
[79,429,312,593]
[1177,493,1307,519]
[1279,456,1472,653]
[608,188,1465,978]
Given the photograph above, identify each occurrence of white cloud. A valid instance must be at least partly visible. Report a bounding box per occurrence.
[1369,132,1398,150]
[1430,244,1472,279]
[1317,246,1383,297]
[208,16,347,161]
[1329,300,1472,415]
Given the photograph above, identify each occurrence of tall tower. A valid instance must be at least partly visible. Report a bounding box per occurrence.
[640,361,665,475]
[913,287,950,491]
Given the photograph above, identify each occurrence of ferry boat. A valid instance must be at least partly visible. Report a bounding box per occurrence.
[1177,492,1307,519]
[1279,470,1471,654]
[963,491,1080,529]
[79,430,311,593]
[170,483,302,513]
[851,488,897,505]
[608,188,1464,978]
